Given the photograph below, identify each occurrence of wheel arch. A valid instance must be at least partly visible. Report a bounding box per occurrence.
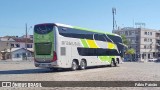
[72,59,79,65]
[81,58,87,66]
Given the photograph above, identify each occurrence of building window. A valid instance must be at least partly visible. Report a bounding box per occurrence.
[28,53,31,57]
[144,45,146,49]
[130,39,132,43]
[150,32,152,35]
[129,31,132,35]
[142,54,144,59]
[11,44,14,47]
[15,44,20,48]
[15,54,20,58]
[150,39,152,42]
[144,38,147,42]
[145,32,147,35]
[27,44,32,48]
[125,31,128,36]
[153,52,156,57]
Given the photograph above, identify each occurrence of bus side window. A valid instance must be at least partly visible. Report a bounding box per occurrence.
[61,47,66,56]
[94,34,106,42]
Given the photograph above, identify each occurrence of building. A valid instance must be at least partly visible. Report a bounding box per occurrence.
[0,35,34,60]
[0,36,15,59]
[21,35,33,40]
[113,27,160,62]
[11,37,33,49]
[1,48,33,61]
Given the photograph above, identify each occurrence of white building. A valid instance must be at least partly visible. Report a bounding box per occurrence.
[0,36,34,60]
[2,48,33,61]
[113,27,160,62]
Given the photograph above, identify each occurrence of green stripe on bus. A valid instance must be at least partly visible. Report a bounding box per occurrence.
[80,39,89,48]
[99,56,115,64]
[106,32,116,36]
[99,56,109,61]
[73,26,116,36]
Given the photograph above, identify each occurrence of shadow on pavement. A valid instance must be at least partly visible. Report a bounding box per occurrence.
[0,69,53,74]
[0,65,119,74]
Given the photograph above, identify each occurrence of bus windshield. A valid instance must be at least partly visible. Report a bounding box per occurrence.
[34,24,54,57]
[34,24,54,34]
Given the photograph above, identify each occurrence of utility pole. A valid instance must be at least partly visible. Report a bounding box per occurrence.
[112,7,116,30]
[25,23,28,60]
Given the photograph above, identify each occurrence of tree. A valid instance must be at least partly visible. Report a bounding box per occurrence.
[121,34,135,61]
[121,34,129,46]
[121,34,128,58]
[125,48,135,61]
[125,48,135,55]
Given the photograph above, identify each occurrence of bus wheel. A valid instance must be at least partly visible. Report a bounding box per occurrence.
[110,59,117,67]
[71,60,78,71]
[80,60,87,70]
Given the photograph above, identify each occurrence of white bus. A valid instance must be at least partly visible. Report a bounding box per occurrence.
[34,23,124,70]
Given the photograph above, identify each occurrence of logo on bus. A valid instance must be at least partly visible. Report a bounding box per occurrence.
[62,41,81,46]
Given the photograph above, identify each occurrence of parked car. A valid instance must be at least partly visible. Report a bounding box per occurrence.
[148,58,157,62]
[154,59,160,63]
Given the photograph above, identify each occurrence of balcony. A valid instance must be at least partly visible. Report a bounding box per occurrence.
[156,43,160,47]
[156,36,160,40]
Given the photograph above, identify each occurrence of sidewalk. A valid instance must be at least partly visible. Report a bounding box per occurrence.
[0,59,34,63]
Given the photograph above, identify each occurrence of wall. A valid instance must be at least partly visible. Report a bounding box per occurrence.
[11,49,33,61]
[139,29,157,61]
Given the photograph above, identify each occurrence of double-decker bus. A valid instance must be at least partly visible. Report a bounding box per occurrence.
[34,23,124,70]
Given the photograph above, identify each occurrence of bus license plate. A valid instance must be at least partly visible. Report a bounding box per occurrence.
[39,64,49,67]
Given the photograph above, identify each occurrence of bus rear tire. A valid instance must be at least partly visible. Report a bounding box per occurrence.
[80,60,87,70]
[71,60,78,71]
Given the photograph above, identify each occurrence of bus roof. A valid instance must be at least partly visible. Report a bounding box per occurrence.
[35,23,121,37]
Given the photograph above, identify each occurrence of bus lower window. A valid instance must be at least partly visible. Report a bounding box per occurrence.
[35,42,52,55]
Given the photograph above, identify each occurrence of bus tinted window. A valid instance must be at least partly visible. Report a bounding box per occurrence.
[107,35,122,43]
[77,47,120,56]
[94,34,112,42]
[35,42,52,55]
[58,26,96,40]
[34,24,53,34]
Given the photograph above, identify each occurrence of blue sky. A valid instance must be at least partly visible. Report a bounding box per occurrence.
[0,0,160,36]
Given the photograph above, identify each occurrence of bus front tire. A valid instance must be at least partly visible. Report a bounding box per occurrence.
[80,60,87,70]
[71,60,78,71]
[110,60,117,67]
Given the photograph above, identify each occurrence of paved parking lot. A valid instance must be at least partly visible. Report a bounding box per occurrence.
[0,60,160,90]
[0,60,160,81]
